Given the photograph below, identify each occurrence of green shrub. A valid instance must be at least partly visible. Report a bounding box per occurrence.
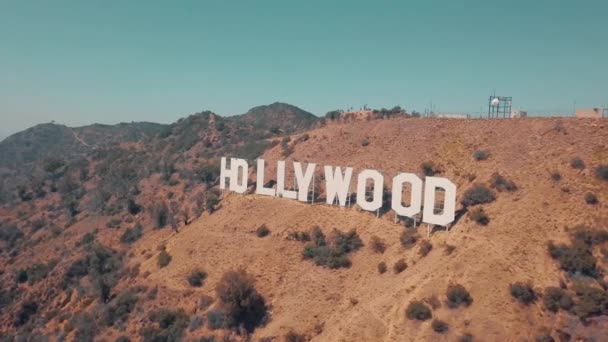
[206,310,225,330]
[370,235,386,254]
[120,224,143,244]
[256,224,270,238]
[141,308,189,342]
[302,229,362,269]
[550,171,561,181]
[570,157,585,170]
[151,203,170,229]
[510,282,537,305]
[106,218,122,229]
[469,207,489,225]
[377,262,387,274]
[405,301,432,321]
[421,161,439,176]
[446,284,473,308]
[547,241,597,277]
[215,269,268,333]
[432,319,449,333]
[158,250,172,268]
[393,259,408,274]
[490,173,517,192]
[461,184,495,207]
[188,316,204,332]
[418,240,433,257]
[361,138,370,147]
[595,164,608,181]
[400,229,418,249]
[584,193,598,205]
[285,330,308,342]
[543,287,573,312]
[535,332,555,342]
[0,224,23,247]
[31,218,46,232]
[188,270,207,287]
[572,283,608,320]
[473,150,489,161]
[104,289,139,326]
[14,300,37,326]
[287,231,311,242]
[458,333,474,342]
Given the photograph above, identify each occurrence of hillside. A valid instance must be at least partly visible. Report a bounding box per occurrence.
[229,102,319,134]
[1,116,607,341]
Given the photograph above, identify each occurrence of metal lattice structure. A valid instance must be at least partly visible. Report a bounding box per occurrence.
[488,96,512,118]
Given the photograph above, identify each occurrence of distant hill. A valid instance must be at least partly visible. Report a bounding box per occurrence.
[0,122,167,171]
[230,102,319,134]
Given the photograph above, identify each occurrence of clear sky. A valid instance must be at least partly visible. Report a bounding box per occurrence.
[1,0,607,139]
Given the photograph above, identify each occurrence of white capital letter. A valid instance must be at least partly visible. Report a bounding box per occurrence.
[277,160,297,199]
[256,159,275,197]
[324,165,353,206]
[356,169,384,212]
[220,157,248,194]
[391,173,422,217]
[422,177,456,226]
[294,162,316,202]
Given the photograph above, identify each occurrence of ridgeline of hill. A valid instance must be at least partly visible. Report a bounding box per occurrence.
[0,105,607,341]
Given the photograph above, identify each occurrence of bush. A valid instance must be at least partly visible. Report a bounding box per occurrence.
[14,300,37,326]
[405,301,432,321]
[550,171,561,181]
[570,157,585,170]
[572,283,608,320]
[127,199,142,215]
[400,229,418,249]
[285,330,307,342]
[510,282,537,305]
[287,231,310,242]
[151,203,170,229]
[418,240,433,257]
[215,269,268,333]
[72,313,98,342]
[188,316,204,332]
[543,287,573,312]
[158,250,172,268]
[370,235,386,254]
[377,262,387,274]
[393,259,408,274]
[535,333,555,342]
[458,333,474,342]
[584,193,598,205]
[256,224,270,238]
[206,310,226,330]
[361,138,369,147]
[596,165,608,181]
[446,284,473,308]
[120,224,143,244]
[31,218,46,232]
[490,173,517,192]
[302,229,362,269]
[461,184,495,207]
[468,207,489,225]
[473,149,489,161]
[104,289,139,326]
[431,319,449,333]
[142,308,189,341]
[421,161,439,176]
[0,224,23,247]
[547,241,597,277]
[188,270,207,287]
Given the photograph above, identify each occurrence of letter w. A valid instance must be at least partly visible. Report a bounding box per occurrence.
[324,165,353,206]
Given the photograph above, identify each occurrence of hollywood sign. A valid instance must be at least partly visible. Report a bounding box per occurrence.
[220,157,457,226]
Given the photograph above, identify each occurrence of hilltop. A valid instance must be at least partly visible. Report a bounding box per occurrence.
[0,111,607,341]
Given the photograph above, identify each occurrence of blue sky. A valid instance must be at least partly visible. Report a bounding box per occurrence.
[1,0,607,139]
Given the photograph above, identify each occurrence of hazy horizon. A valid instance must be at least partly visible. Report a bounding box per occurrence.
[1,0,607,139]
